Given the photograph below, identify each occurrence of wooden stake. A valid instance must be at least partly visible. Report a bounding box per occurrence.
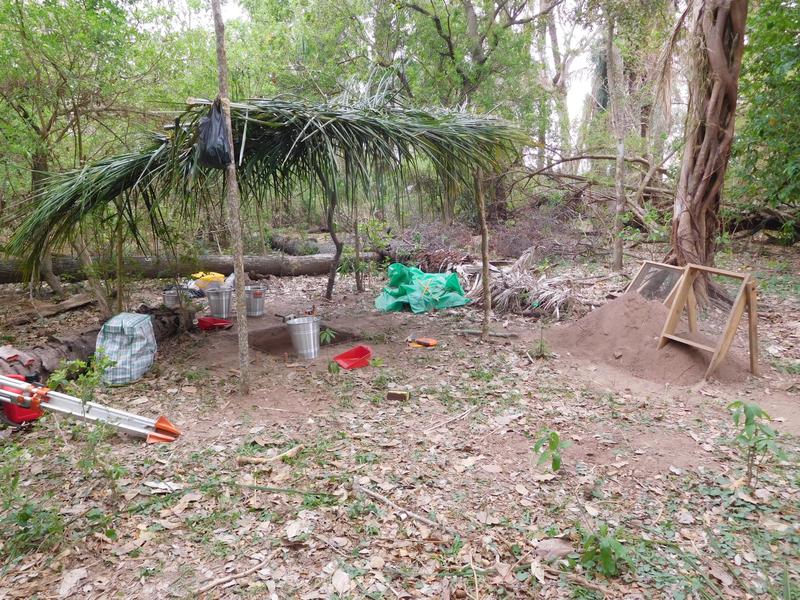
[686,286,698,333]
[705,275,749,378]
[747,281,759,376]
[658,269,698,349]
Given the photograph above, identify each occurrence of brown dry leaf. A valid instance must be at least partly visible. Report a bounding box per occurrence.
[534,537,573,561]
[455,455,484,473]
[585,503,600,517]
[480,463,502,474]
[285,518,312,540]
[155,519,182,530]
[58,567,87,599]
[331,569,351,595]
[493,561,514,584]
[708,564,733,588]
[172,492,203,516]
[530,558,546,584]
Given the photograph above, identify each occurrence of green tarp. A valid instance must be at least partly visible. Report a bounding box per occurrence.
[374,263,470,314]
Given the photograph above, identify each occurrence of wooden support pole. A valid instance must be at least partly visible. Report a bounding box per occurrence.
[746,281,759,376]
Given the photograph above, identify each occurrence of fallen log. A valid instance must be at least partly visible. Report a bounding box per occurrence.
[270,234,324,255]
[0,252,380,285]
[9,293,96,326]
[0,305,188,379]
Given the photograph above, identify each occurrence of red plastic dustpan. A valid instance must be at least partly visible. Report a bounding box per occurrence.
[333,345,373,369]
[197,316,233,331]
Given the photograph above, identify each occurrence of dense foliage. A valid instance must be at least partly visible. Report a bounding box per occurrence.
[1,0,798,254]
[731,0,800,239]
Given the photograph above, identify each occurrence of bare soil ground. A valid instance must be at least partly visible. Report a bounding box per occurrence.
[0,241,798,599]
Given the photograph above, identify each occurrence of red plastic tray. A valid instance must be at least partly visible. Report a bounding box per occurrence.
[197,316,233,331]
[333,345,373,369]
[2,374,43,424]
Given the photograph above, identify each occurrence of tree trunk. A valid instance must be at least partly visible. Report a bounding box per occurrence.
[474,170,491,339]
[71,232,112,319]
[667,0,748,302]
[0,253,379,284]
[114,201,125,313]
[211,0,250,394]
[606,18,626,271]
[354,214,365,292]
[325,190,343,300]
[31,148,64,297]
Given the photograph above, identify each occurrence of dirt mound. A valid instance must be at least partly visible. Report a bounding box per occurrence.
[549,292,748,385]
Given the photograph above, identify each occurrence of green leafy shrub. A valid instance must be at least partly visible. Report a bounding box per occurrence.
[728,401,785,487]
[578,523,629,578]
[533,429,570,472]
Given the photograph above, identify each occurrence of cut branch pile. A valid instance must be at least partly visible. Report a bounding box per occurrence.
[457,248,601,319]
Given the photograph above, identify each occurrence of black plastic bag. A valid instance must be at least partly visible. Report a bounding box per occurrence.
[196,99,232,169]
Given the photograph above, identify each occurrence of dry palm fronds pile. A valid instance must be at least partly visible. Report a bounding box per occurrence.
[415,248,473,273]
[457,248,601,319]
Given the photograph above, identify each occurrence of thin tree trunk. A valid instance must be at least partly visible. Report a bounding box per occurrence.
[325,190,343,300]
[32,147,64,297]
[114,201,125,313]
[354,213,364,292]
[474,170,491,339]
[211,0,250,395]
[667,0,748,304]
[71,232,111,319]
[39,251,64,297]
[606,18,625,271]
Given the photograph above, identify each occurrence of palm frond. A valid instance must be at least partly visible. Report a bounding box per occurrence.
[9,94,528,271]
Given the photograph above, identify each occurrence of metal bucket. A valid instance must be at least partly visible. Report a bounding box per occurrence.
[206,288,233,319]
[287,316,321,359]
[163,289,179,308]
[245,285,265,317]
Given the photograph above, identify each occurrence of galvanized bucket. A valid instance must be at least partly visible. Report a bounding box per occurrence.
[206,288,233,319]
[245,285,265,317]
[287,316,321,359]
[163,289,180,308]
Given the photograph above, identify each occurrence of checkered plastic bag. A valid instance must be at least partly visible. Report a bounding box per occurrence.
[95,313,157,385]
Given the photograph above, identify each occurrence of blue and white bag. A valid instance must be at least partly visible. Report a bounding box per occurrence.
[95,313,157,385]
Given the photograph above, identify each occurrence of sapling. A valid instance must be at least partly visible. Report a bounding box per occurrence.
[728,401,785,487]
[533,429,570,472]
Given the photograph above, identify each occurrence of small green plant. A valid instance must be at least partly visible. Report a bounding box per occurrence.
[728,401,785,487]
[327,361,341,374]
[533,429,570,472]
[1,501,65,560]
[320,328,336,345]
[578,523,629,578]
[530,325,553,360]
[47,353,115,401]
[355,451,379,464]
[369,357,384,368]
[772,359,800,375]
[468,368,494,382]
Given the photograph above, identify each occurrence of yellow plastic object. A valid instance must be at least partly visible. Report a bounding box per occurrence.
[191,271,225,290]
